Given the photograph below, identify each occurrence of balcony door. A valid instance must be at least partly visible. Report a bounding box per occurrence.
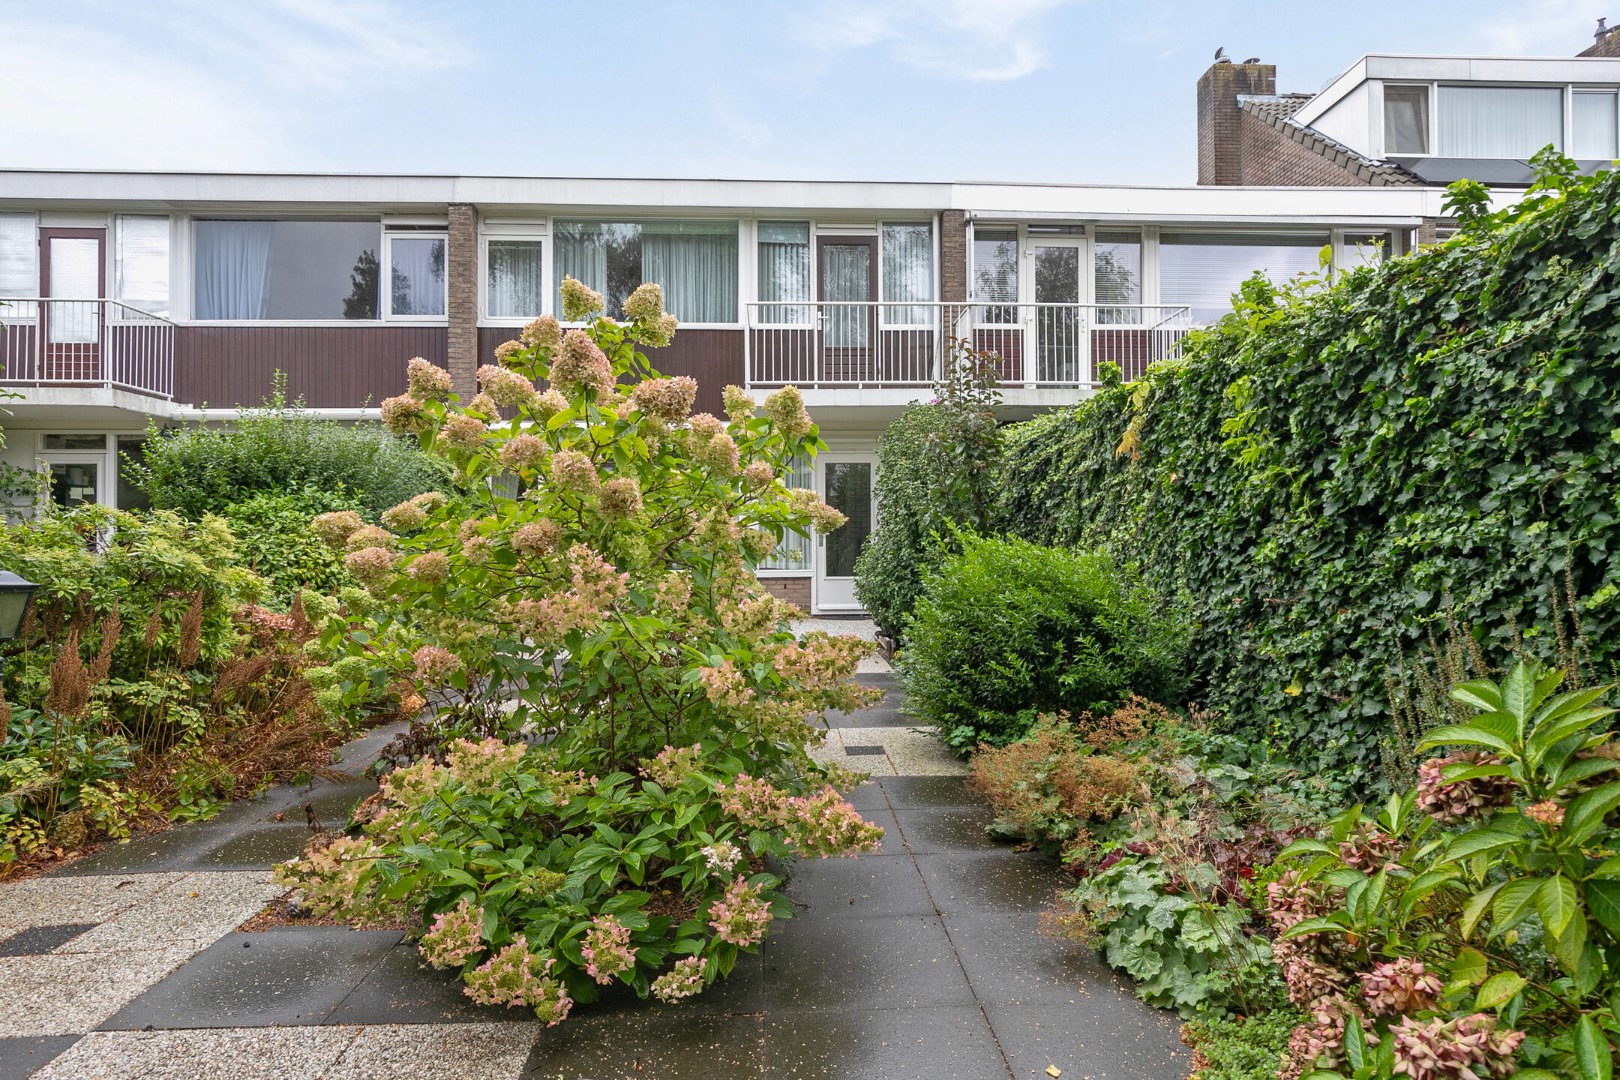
[815,453,876,612]
[817,236,875,382]
[1029,239,1084,385]
[40,228,105,383]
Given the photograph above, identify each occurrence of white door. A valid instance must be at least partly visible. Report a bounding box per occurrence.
[1026,238,1085,385]
[814,453,876,613]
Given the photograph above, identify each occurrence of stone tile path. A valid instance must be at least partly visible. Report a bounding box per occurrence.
[0,640,1187,1079]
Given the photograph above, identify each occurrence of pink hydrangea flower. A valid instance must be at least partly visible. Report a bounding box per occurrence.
[419,897,485,969]
[581,915,637,984]
[709,877,772,947]
[629,377,698,423]
[462,936,573,1025]
[445,737,525,796]
[412,645,462,685]
[651,956,708,1003]
[406,356,452,400]
[499,434,548,472]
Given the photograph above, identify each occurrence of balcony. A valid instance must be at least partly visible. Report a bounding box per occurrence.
[744,302,1195,393]
[0,298,175,401]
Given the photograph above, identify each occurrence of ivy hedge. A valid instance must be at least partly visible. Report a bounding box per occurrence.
[993,161,1620,781]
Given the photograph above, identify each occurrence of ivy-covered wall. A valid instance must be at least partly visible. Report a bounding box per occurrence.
[994,166,1620,780]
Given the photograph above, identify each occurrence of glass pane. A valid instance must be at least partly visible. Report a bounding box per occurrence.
[1574,92,1619,159]
[758,456,813,570]
[1034,246,1081,383]
[555,221,737,324]
[117,435,151,511]
[822,462,871,579]
[0,214,36,297]
[823,244,870,348]
[48,238,100,344]
[389,236,446,317]
[43,434,107,450]
[1094,229,1141,323]
[1159,232,1328,324]
[49,461,99,507]
[1438,85,1563,158]
[758,222,810,324]
[1341,232,1391,270]
[193,219,380,320]
[881,223,932,325]
[972,229,1018,323]
[486,240,544,318]
[1384,86,1430,155]
[116,216,169,316]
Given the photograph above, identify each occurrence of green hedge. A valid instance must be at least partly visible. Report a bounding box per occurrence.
[852,405,952,639]
[220,489,361,607]
[992,165,1620,781]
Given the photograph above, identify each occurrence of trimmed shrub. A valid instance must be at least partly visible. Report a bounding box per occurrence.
[127,379,453,519]
[852,405,951,639]
[220,489,362,607]
[901,533,1189,751]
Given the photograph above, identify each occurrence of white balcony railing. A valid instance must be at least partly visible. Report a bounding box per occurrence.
[745,301,1195,390]
[0,298,175,399]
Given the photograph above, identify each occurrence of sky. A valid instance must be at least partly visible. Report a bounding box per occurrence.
[0,0,1610,186]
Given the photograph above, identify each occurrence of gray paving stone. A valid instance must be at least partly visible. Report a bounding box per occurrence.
[49,823,239,877]
[824,696,910,728]
[325,945,519,1026]
[192,823,315,869]
[915,852,1071,916]
[521,1006,765,1079]
[761,914,974,1011]
[0,1035,79,1080]
[31,1027,357,1080]
[983,1001,1188,1080]
[892,805,998,854]
[843,779,888,812]
[325,1021,537,1079]
[100,927,402,1030]
[0,945,197,1036]
[761,1005,1009,1080]
[782,853,934,919]
[0,923,95,956]
[944,911,1124,1008]
[853,806,903,856]
[876,775,983,810]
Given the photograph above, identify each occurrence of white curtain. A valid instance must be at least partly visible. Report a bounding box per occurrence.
[487,240,543,318]
[1438,85,1562,158]
[881,223,932,325]
[194,220,272,320]
[116,216,170,316]
[642,223,737,323]
[1574,92,1619,159]
[1383,86,1430,155]
[757,456,814,571]
[1159,232,1326,325]
[555,224,608,316]
[389,237,445,316]
[823,244,870,348]
[757,222,810,324]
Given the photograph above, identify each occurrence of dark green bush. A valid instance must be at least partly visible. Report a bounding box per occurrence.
[127,379,453,519]
[220,489,361,607]
[992,159,1620,782]
[901,534,1189,751]
[852,405,951,639]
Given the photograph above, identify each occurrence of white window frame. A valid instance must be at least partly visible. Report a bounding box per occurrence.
[551,217,744,330]
[1572,87,1620,160]
[877,220,938,330]
[1381,80,1620,160]
[1380,82,1434,158]
[0,211,39,323]
[113,214,173,321]
[183,215,392,326]
[382,224,450,323]
[479,220,548,326]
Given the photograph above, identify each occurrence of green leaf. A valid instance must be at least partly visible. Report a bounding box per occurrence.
[1562,781,1620,844]
[1575,1014,1612,1080]
[1451,946,1488,986]
[1491,878,1545,936]
[1417,723,1516,758]
[1552,910,1589,974]
[1474,971,1527,1010]
[1588,880,1620,936]
[1281,915,1348,940]
[1443,821,1528,862]
[1462,881,1507,940]
[1451,679,1504,714]
[1537,875,1580,938]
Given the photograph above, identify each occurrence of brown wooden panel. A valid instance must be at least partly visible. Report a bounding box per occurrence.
[479,327,744,416]
[174,325,449,409]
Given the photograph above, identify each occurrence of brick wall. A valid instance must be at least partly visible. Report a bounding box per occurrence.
[940,210,967,302]
[447,204,479,398]
[1197,62,1277,185]
[1237,109,1369,186]
[759,576,811,610]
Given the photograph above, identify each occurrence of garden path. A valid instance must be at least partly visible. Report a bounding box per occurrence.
[0,625,1186,1080]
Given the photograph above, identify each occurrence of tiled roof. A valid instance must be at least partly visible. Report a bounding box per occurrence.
[1238,96,1427,187]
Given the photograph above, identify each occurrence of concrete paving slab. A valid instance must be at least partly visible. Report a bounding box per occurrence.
[915,852,1071,917]
[325,1021,537,1079]
[100,927,402,1030]
[982,1001,1187,1080]
[761,1005,1009,1080]
[876,776,983,810]
[782,854,934,919]
[0,1035,79,1080]
[823,696,911,728]
[892,806,998,855]
[31,1027,359,1080]
[0,945,197,1036]
[0,872,182,924]
[843,779,888,812]
[49,823,238,877]
[192,824,316,870]
[521,1005,765,1079]
[943,912,1125,1008]
[0,923,96,956]
[324,945,519,1026]
[60,871,280,955]
[761,915,974,1011]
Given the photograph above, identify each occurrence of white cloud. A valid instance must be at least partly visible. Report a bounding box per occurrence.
[796,0,1074,81]
[1469,0,1610,56]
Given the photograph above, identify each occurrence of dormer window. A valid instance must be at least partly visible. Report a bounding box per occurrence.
[1384,85,1430,155]
[1574,90,1619,159]
[1437,86,1562,158]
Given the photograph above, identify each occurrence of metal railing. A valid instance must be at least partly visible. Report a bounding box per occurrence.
[0,297,175,399]
[745,301,1195,389]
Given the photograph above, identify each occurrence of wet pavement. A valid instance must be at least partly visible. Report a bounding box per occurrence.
[0,665,1186,1079]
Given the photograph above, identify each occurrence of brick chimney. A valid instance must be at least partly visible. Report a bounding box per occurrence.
[1197,58,1277,185]
[1580,18,1620,57]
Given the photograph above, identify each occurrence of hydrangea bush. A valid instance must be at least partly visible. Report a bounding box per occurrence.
[278,277,882,1017]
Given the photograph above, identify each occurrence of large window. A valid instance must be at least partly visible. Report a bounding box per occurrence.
[555,220,737,323]
[193,219,381,320]
[1159,232,1327,325]
[485,239,544,319]
[757,222,811,324]
[1384,85,1431,155]
[116,216,170,316]
[1094,229,1141,322]
[1437,85,1563,158]
[757,456,813,572]
[0,214,36,299]
[385,229,446,318]
[972,228,1018,323]
[881,223,933,325]
[1574,90,1620,159]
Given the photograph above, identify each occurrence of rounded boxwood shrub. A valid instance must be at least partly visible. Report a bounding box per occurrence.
[902,534,1189,752]
[220,489,363,607]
